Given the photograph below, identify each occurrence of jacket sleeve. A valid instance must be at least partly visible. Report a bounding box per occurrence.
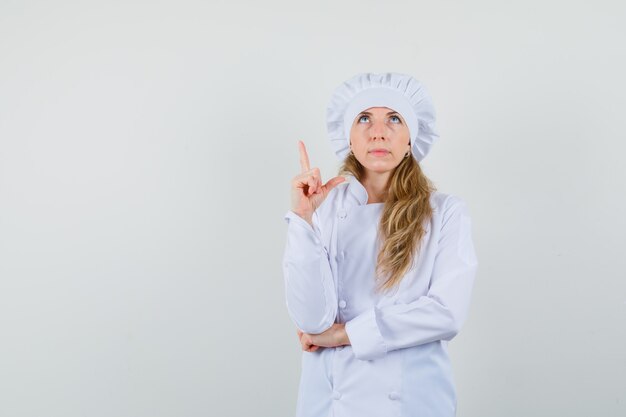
[282,209,338,334]
[344,197,478,361]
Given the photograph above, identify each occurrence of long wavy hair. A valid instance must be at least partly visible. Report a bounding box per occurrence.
[338,152,436,294]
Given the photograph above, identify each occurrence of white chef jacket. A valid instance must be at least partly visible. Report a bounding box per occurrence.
[282,174,478,417]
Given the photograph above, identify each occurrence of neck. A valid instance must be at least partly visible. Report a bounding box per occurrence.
[362,171,390,203]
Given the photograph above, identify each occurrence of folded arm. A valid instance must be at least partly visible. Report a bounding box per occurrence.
[344,197,479,361]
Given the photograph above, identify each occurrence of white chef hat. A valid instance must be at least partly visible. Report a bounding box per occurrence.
[326,72,439,162]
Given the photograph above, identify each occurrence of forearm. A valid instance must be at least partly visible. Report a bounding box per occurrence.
[283,210,338,334]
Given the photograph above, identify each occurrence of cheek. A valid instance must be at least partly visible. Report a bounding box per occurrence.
[353,144,369,156]
[393,130,410,147]
[394,126,408,136]
[349,135,367,151]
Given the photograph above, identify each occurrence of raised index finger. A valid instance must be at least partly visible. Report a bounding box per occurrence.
[298,140,310,173]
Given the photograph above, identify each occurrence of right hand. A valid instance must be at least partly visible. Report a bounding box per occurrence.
[296,329,320,352]
[291,140,346,225]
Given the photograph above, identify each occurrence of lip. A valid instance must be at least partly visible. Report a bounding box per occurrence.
[369,149,390,155]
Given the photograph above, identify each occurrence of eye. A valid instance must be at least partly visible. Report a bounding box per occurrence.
[390,115,401,124]
[357,115,369,123]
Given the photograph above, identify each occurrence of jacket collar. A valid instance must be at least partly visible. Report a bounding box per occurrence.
[346,174,369,206]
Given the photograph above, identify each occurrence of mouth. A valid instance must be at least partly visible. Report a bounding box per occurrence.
[369,149,390,156]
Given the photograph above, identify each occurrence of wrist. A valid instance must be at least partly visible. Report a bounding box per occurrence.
[292,210,313,226]
[340,325,350,346]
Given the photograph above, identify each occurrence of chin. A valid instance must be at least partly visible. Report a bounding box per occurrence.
[363,164,398,174]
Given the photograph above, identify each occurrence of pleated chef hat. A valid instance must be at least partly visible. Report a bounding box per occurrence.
[326,72,439,162]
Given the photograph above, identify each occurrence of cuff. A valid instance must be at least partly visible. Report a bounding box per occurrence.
[284,210,322,240]
[345,307,388,361]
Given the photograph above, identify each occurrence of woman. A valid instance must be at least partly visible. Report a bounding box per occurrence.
[282,72,478,417]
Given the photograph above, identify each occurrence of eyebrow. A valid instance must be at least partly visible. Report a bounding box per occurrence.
[358,111,400,116]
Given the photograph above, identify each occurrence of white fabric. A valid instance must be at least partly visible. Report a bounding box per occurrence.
[282,175,478,417]
[326,72,439,162]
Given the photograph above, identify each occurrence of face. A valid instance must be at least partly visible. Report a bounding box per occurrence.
[349,107,411,175]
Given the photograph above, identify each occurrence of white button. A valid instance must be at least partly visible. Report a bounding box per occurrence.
[337,209,347,219]
[332,390,342,400]
[338,300,347,309]
[388,391,400,400]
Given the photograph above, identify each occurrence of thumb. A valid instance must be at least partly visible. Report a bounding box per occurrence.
[323,176,346,193]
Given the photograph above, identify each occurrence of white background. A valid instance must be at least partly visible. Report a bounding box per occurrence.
[1,1,625,416]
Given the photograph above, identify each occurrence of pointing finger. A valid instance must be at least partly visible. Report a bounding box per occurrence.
[298,140,311,173]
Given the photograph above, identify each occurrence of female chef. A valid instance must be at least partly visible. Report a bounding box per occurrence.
[282,72,478,417]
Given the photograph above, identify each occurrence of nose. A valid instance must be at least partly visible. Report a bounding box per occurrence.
[369,119,388,140]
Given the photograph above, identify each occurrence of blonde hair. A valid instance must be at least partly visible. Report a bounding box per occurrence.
[338,153,436,294]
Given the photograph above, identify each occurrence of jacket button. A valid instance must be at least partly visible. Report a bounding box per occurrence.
[332,390,342,400]
[388,391,400,400]
[337,209,347,219]
[338,299,347,309]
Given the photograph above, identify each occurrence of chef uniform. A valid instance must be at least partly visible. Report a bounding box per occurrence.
[282,72,479,417]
